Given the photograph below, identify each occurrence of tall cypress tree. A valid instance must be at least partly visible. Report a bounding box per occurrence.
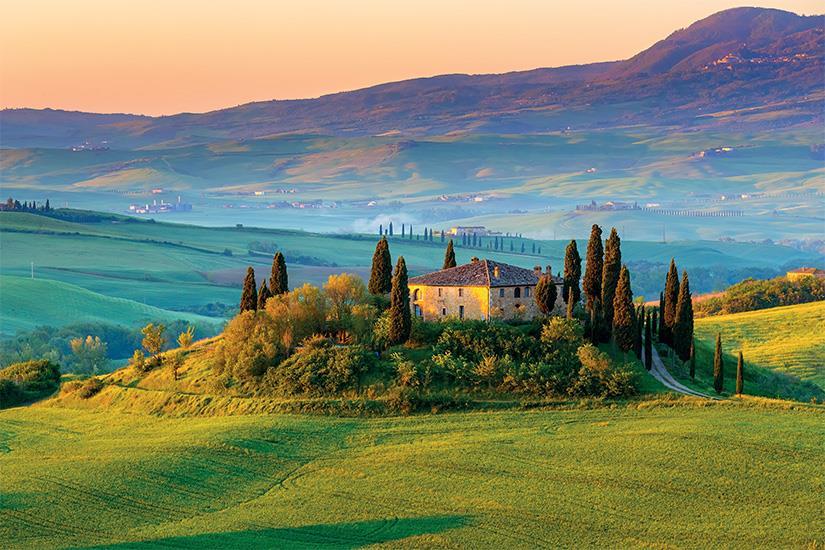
[409,225,413,239]
[612,266,635,353]
[401,223,405,237]
[652,309,658,338]
[535,274,558,315]
[673,270,694,361]
[566,289,576,319]
[582,224,604,313]
[689,340,696,379]
[662,259,679,345]
[634,305,644,359]
[713,333,724,393]
[736,351,744,395]
[443,240,457,269]
[644,312,653,370]
[562,239,582,306]
[388,256,411,345]
[657,292,665,340]
[240,267,258,312]
[388,222,393,236]
[601,228,622,332]
[269,251,289,296]
[368,237,392,294]
[257,280,271,310]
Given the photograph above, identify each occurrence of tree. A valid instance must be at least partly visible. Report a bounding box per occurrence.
[379,224,383,236]
[566,289,576,319]
[634,305,644,359]
[689,340,696,379]
[141,323,166,363]
[388,256,411,345]
[662,259,679,345]
[601,228,622,332]
[257,280,271,310]
[673,270,694,361]
[644,312,653,370]
[269,252,288,296]
[368,237,393,294]
[324,273,367,325]
[652,309,658,338]
[535,274,558,315]
[443,240,457,269]
[562,239,582,306]
[582,224,603,313]
[401,223,405,237]
[240,267,258,312]
[612,266,635,352]
[69,336,108,374]
[713,332,724,393]
[736,351,744,395]
[177,325,195,348]
[388,222,393,236]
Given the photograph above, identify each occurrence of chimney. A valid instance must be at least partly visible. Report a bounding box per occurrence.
[533,266,542,277]
[493,265,500,278]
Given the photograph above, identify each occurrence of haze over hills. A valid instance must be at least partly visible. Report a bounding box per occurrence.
[1,7,822,147]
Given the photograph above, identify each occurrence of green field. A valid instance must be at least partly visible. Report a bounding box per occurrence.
[695,301,825,389]
[0,276,220,336]
[0,402,822,548]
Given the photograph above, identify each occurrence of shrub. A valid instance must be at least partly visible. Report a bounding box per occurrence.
[220,311,286,380]
[435,321,541,365]
[0,359,61,393]
[130,350,149,372]
[77,378,104,399]
[272,338,375,395]
[568,344,638,398]
[0,379,23,408]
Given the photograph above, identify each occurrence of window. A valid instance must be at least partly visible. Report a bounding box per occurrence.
[412,289,420,301]
[414,305,423,317]
[442,307,447,316]
[525,287,531,297]
[438,288,442,297]
[514,287,521,298]
[459,305,464,319]
[458,288,463,297]
[499,288,505,297]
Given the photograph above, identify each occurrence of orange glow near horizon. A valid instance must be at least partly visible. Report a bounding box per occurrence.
[1,0,822,116]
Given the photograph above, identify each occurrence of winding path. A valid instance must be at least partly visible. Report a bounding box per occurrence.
[647,342,716,399]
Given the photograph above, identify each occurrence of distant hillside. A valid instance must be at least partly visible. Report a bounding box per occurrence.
[1,7,821,147]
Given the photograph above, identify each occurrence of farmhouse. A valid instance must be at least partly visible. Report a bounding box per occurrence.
[408,258,563,321]
[786,267,825,281]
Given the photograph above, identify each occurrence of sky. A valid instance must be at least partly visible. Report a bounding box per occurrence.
[1,0,821,116]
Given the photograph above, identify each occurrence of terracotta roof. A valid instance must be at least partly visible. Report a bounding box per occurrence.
[409,259,562,288]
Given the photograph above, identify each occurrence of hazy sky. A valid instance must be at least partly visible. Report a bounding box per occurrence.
[1,0,821,115]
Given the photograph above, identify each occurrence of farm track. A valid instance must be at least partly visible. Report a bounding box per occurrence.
[648,343,715,399]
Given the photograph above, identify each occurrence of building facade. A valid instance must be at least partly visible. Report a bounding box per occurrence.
[408,258,564,321]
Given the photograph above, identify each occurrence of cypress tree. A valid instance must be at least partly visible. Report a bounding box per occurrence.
[601,228,622,331]
[736,351,744,395]
[388,222,393,236]
[534,274,558,315]
[634,305,644,359]
[257,280,271,310]
[379,224,383,236]
[45,199,50,211]
[440,231,445,243]
[652,309,658,337]
[269,251,289,295]
[657,292,665,339]
[673,270,694,361]
[566,289,575,319]
[430,229,434,242]
[689,340,696,379]
[521,242,525,253]
[537,246,541,254]
[644,312,653,370]
[443,240,457,269]
[510,240,514,252]
[368,237,392,294]
[582,224,603,313]
[562,239,582,306]
[240,267,258,312]
[612,265,635,353]
[401,223,405,237]
[388,256,411,344]
[713,333,724,393]
[462,233,467,246]
[662,259,679,345]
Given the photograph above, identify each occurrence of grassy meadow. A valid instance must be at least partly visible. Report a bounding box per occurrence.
[1,401,823,549]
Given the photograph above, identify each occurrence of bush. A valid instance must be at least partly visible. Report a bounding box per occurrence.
[271,337,376,395]
[130,350,149,372]
[0,359,61,407]
[435,321,541,365]
[568,344,638,398]
[77,378,104,399]
[219,311,287,380]
[0,379,23,408]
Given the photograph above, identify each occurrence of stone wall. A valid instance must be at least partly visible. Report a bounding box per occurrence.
[409,282,564,321]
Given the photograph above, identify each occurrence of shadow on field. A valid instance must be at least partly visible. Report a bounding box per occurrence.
[91,515,469,548]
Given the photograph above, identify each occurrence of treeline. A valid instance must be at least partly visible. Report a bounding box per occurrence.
[377,222,540,256]
[1,197,52,212]
[694,275,825,317]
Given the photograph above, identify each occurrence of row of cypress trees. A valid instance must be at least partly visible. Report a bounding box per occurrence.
[659,259,694,361]
[239,251,289,312]
[368,236,411,345]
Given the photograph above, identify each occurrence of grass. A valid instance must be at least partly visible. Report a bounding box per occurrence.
[0,401,822,548]
[0,275,220,336]
[695,301,825,390]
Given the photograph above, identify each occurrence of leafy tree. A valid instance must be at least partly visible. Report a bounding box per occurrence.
[534,274,558,315]
[562,239,582,306]
[220,311,285,379]
[644,312,653,370]
[713,332,724,393]
[673,270,694,361]
[388,256,411,345]
[141,323,166,363]
[662,259,679,345]
[601,228,622,331]
[240,267,258,311]
[612,266,635,352]
[582,224,603,313]
[257,280,271,310]
[177,325,195,349]
[736,351,744,395]
[443,240,457,269]
[368,237,393,294]
[69,336,108,374]
[324,273,367,325]
[269,251,289,295]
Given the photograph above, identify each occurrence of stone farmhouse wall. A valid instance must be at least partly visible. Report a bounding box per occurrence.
[409,282,564,321]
